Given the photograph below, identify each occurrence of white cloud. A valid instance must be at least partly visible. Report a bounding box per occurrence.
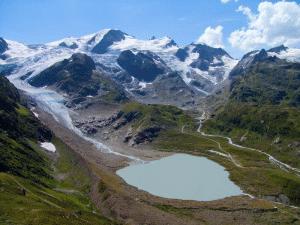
[237,5,255,21]
[229,1,300,51]
[197,25,224,48]
[221,0,238,4]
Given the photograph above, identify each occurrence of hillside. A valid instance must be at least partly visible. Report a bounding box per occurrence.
[0,76,117,224]
[203,56,300,168]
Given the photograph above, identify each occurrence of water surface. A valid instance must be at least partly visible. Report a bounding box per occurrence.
[117,153,243,201]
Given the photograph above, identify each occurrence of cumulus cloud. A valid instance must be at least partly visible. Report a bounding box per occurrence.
[221,0,238,4]
[197,26,224,48]
[229,1,300,51]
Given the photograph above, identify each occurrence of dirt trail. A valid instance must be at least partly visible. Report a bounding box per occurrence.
[197,111,300,176]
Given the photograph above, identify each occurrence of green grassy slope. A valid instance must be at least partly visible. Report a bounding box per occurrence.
[121,102,196,133]
[0,76,117,224]
[0,137,117,225]
[117,101,300,206]
[153,128,300,206]
[184,58,300,206]
[203,59,300,168]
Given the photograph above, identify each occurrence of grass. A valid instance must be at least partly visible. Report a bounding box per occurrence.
[121,102,197,131]
[0,132,52,186]
[153,128,300,206]
[0,173,115,225]
[52,137,91,193]
[0,137,119,225]
[153,202,300,225]
[16,104,30,117]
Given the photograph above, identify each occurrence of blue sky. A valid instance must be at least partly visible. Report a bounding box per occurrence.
[1,0,299,57]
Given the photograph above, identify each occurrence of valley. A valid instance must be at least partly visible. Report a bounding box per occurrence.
[0,28,300,224]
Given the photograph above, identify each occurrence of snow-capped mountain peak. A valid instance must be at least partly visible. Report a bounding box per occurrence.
[267,45,300,63]
[1,29,240,107]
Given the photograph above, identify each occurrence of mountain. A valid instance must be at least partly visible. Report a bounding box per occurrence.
[0,29,238,107]
[29,53,128,107]
[1,29,300,224]
[91,29,126,54]
[0,70,117,224]
[175,43,237,83]
[268,44,288,53]
[0,37,8,54]
[204,51,300,166]
[117,50,168,82]
[230,45,300,78]
[203,49,300,205]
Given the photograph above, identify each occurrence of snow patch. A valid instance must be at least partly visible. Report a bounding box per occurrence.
[40,142,56,152]
[30,108,39,118]
[138,81,151,89]
[111,36,178,52]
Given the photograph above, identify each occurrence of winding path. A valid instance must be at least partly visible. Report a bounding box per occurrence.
[197,111,300,176]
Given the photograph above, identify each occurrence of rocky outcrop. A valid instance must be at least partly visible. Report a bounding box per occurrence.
[0,38,8,54]
[74,111,124,134]
[267,45,288,54]
[59,41,78,49]
[117,50,167,82]
[29,53,95,88]
[264,194,290,205]
[131,72,198,107]
[131,126,161,145]
[113,111,141,129]
[190,44,230,71]
[175,48,189,62]
[229,49,278,79]
[91,29,126,54]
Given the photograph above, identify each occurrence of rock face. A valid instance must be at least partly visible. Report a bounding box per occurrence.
[175,48,189,62]
[229,49,271,78]
[264,194,290,205]
[29,53,128,105]
[0,76,51,141]
[229,46,291,79]
[190,44,231,71]
[131,72,197,107]
[0,38,8,54]
[117,50,167,82]
[176,44,231,70]
[91,29,126,54]
[59,41,78,49]
[131,126,161,145]
[175,43,236,85]
[29,53,95,88]
[164,39,177,48]
[268,45,288,54]
[113,111,141,130]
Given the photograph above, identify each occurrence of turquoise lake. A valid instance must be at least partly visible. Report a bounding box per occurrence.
[117,153,243,201]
